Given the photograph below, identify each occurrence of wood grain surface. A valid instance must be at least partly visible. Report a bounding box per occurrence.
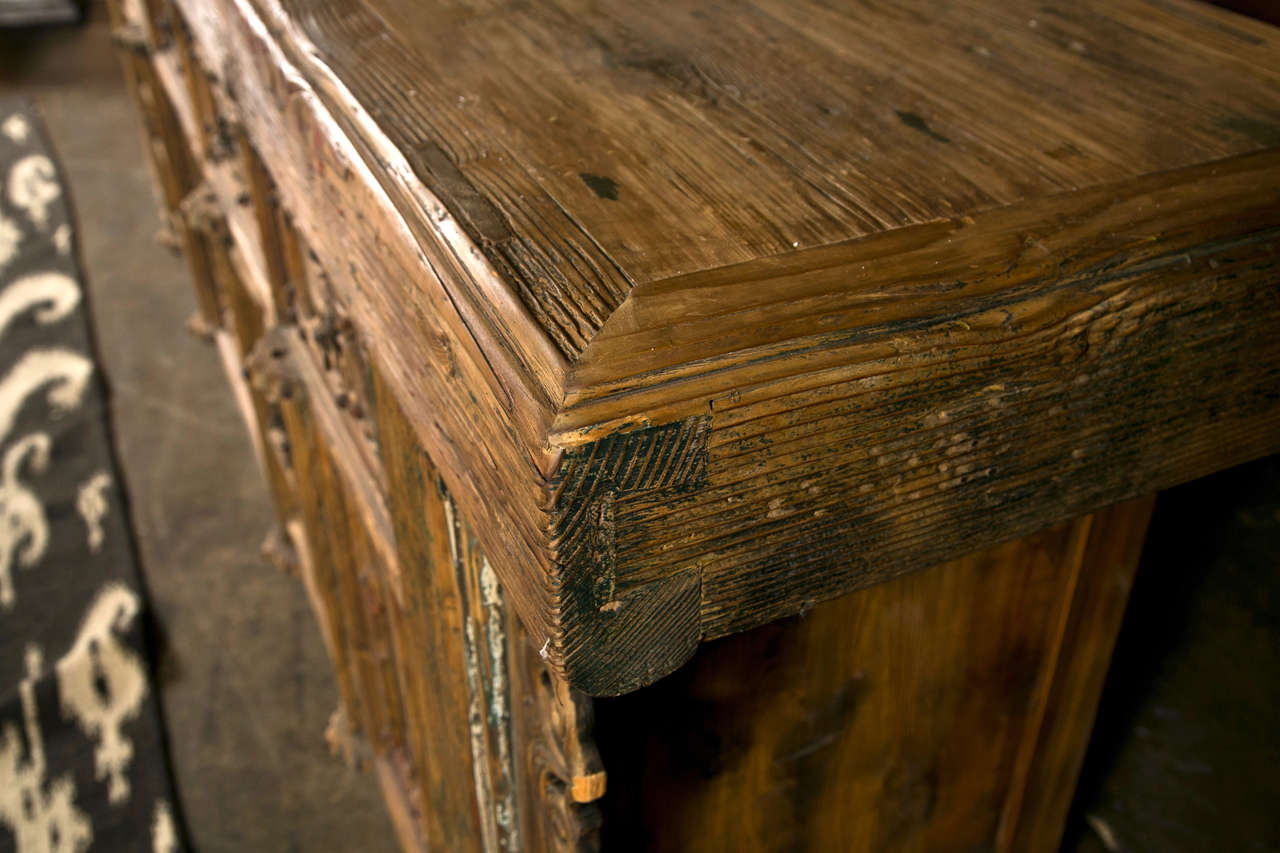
[554,151,1280,692]
[112,14,609,845]
[594,498,1153,853]
[130,0,1280,696]
[280,0,1280,358]
[110,1,1280,847]
[998,498,1156,851]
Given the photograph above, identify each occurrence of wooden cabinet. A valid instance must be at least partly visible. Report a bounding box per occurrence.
[108,0,1280,848]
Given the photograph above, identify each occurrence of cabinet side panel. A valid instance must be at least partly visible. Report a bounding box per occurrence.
[594,501,1150,852]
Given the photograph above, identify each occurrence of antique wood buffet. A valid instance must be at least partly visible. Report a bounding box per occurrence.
[108,0,1280,849]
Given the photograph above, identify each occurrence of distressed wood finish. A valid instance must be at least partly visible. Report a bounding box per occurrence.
[594,498,1154,853]
[375,359,606,853]
[277,0,1280,352]
[131,0,1280,695]
[108,0,1280,848]
[560,153,1280,669]
[998,498,1157,851]
[108,6,606,847]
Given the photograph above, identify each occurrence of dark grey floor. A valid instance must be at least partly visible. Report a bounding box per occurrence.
[1063,456,1280,853]
[0,9,398,852]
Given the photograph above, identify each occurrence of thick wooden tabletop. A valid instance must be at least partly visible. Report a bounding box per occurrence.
[180,0,1280,693]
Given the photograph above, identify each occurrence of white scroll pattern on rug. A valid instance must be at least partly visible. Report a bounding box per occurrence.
[76,471,112,553]
[0,648,94,853]
[0,271,81,338]
[0,104,182,850]
[0,270,88,606]
[152,800,178,853]
[0,348,94,442]
[8,154,59,231]
[0,433,51,609]
[56,582,147,805]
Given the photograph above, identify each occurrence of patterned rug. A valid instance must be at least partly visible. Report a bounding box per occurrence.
[0,100,185,852]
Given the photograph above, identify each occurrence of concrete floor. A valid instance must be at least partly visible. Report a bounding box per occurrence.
[0,9,398,852]
[1063,456,1280,853]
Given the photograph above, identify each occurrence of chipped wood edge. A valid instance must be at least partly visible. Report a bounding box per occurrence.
[169,0,565,654]
[546,417,711,695]
[554,150,1280,443]
[181,0,568,403]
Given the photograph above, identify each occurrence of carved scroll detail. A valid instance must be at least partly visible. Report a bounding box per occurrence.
[512,620,606,853]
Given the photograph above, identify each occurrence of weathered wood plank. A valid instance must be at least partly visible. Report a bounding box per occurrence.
[594,499,1152,852]
[278,368,370,737]
[375,362,605,852]
[114,8,609,848]
[996,497,1156,852]
[172,0,566,654]
[150,0,1280,699]
[549,150,1280,692]
[281,0,1280,357]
